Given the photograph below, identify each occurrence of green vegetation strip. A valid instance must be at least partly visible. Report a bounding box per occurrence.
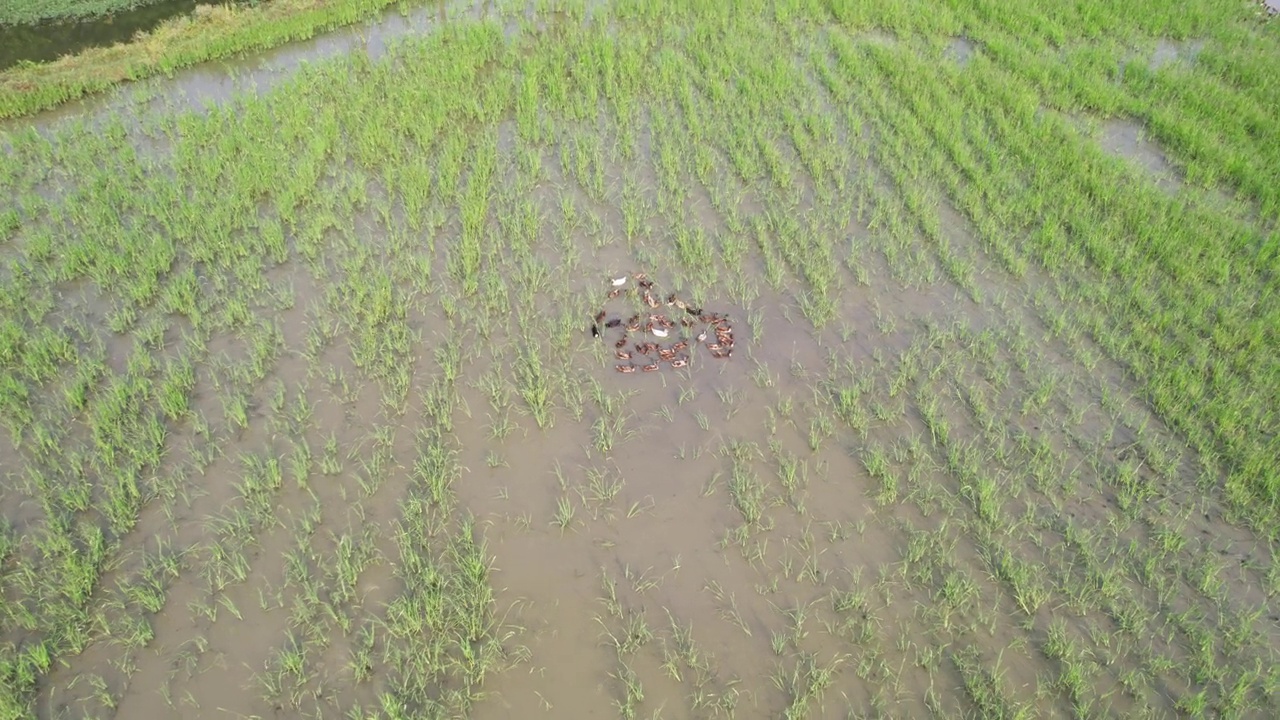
[0,0,406,119]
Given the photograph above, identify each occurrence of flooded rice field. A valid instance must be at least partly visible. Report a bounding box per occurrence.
[2,1,1279,718]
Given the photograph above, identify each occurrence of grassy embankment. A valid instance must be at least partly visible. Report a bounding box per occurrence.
[1,0,1278,717]
[0,0,412,119]
[1,0,170,25]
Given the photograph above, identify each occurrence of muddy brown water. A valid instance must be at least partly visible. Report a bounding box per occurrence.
[5,14,1279,720]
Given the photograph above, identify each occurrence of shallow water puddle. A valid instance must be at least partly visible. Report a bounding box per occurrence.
[1098,117,1181,191]
[945,36,974,67]
[1149,38,1204,71]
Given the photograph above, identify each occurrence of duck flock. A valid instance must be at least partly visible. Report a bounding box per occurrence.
[591,273,735,374]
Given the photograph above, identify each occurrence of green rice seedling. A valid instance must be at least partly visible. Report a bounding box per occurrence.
[552,495,576,533]
[677,382,699,405]
[119,540,180,616]
[723,440,767,529]
[81,673,119,713]
[237,453,283,525]
[487,409,518,441]
[770,630,789,657]
[988,547,1049,617]
[951,647,1031,720]
[320,433,342,476]
[474,366,513,414]
[551,461,570,493]
[860,444,898,506]
[769,440,808,512]
[599,573,624,620]
[603,608,655,657]
[221,389,250,432]
[216,592,244,622]
[624,565,663,595]
[287,440,312,489]
[584,467,624,507]
[704,579,753,637]
[610,662,645,719]
[716,385,743,419]
[411,428,460,511]
[773,652,846,720]
[592,407,635,455]
[515,344,554,429]
[871,395,907,423]
[807,409,834,453]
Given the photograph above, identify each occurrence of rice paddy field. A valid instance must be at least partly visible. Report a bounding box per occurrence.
[2,0,1279,717]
